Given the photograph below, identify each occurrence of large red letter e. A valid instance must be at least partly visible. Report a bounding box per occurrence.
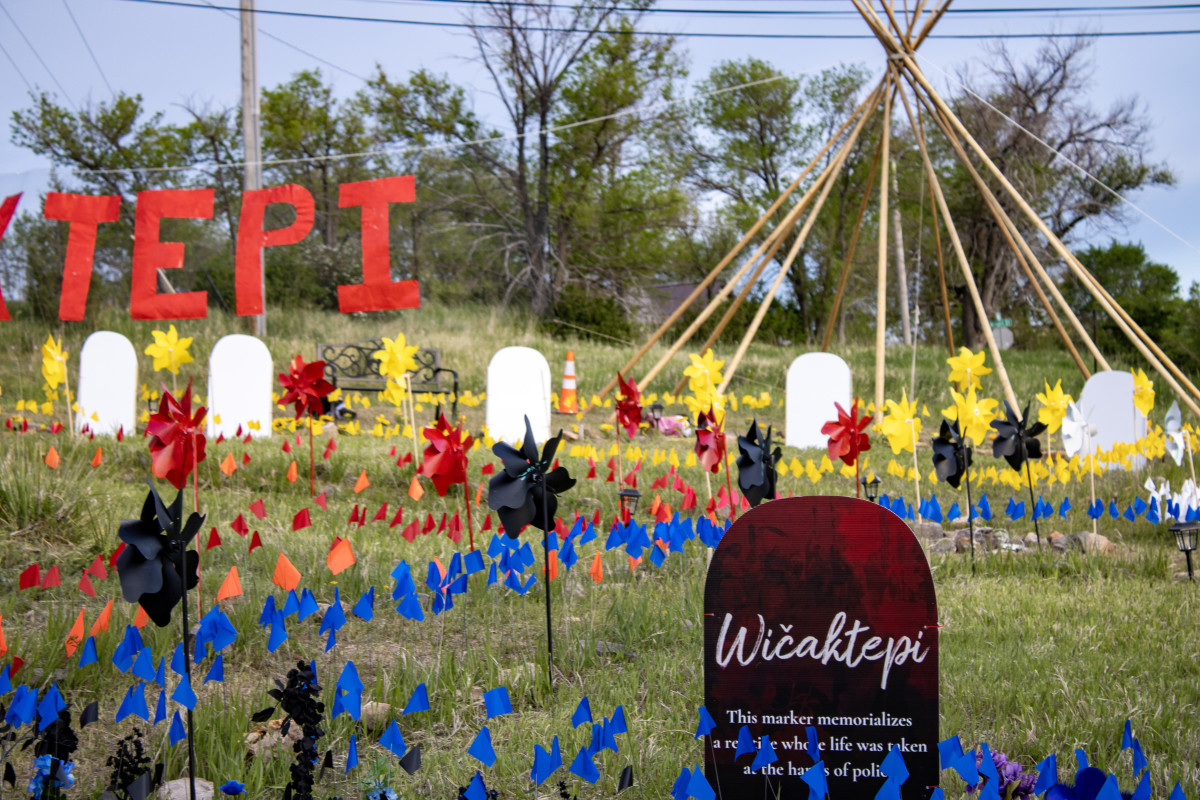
[337,176,420,313]
[131,189,212,320]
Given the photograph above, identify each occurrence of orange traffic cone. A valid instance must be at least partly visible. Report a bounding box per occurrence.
[558,350,579,413]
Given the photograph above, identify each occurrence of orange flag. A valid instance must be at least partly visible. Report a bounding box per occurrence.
[286,460,299,483]
[65,608,85,657]
[588,551,603,584]
[220,452,237,476]
[272,553,301,593]
[547,550,558,582]
[217,566,242,601]
[327,538,356,575]
[90,447,103,467]
[408,474,424,502]
[353,470,370,494]
[133,606,149,628]
[44,446,60,469]
[628,555,641,572]
[649,493,661,517]
[0,615,7,657]
[90,600,112,636]
[474,482,484,505]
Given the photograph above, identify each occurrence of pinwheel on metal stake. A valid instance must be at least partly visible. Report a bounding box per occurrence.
[614,372,642,488]
[694,406,732,519]
[822,399,873,498]
[932,418,976,575]
[992,401,1048,553]
[736,419,781,508]
[278,355,334,497]
[421,414,475,550]
[488,416,576,685]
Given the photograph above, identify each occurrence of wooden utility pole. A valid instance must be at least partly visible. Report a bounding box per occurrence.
[241,0,265,336]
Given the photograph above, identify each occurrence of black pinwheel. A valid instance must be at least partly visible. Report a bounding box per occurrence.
[736,419,781,508]
[116,482,204,628]
[991,401,1046,472]
[488,416,576,537]
[932,418,972,489]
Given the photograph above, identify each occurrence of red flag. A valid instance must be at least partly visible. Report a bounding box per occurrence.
[78,571,96,598]
[86,555,108,580]
[314,492,328,511]
[230,514,249,536]
[437,512,447,533]
[293,508,312,531]
[481,514,492,532]
[422,513,435,534]
[109,543,125,571]
[389,506,404,529]
[40,565,61,588]
[248,531,263,553]
[481,463,495,475]
[372,502,388,522]
[206,527,222,550]
[249,499,266,519]
[446,511,462,544]
[323,439,337,460]
[401,520,419,543]
[348,505,360,526]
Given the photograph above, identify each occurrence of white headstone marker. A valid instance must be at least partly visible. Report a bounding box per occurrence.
[76,331,137,437]
[486,346,552,445]
[1077,370,1146,468]
[207,334,273,439]
[785,352,852,449]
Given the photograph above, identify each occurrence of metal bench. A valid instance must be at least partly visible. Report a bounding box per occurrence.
[315,338,459,418]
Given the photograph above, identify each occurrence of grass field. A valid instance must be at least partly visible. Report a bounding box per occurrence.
[0,304,1197,799]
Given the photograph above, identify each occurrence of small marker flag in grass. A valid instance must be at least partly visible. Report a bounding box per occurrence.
[380,720,405,758]
[1076,749,1089,770]
[1122,720,1134,750]
[483,686,512,718]
[572,697,592,728]
[78,637,98,667]
[875,778,902,800]
[802,762,829,798]
[1132,773,1151,800]
[403,683,429,714]
[939,735,964,769]
[352,587,375,621]
[952,751,980,785]
[36,684,65,731]
[1132,740,1148,774]
[172,674,197,711]
[346,735,358,772]
[1032,754,1057,795]
[686,764,716,800]
[1168,781,1186,800]
[169,710,186,745]
[116,683,149,723]
[735,726,755,759]
[694,705,716,739]
[672,767,691,800]
[468,726,496,767]
[979,744,999,782]
[464,772,487,800]
[751,735,777,772]
[399,745,422,775]
[881,745,909,785]
[569,747,600,784]
[204,654,223,684]
[272,553,301,592]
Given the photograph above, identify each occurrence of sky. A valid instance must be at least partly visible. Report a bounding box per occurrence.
[2,0,1198,288]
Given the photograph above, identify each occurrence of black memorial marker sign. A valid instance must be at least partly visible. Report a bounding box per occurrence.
[703,496,938,797]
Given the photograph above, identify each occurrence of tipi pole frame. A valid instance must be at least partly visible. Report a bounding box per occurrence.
[874,73,895,414]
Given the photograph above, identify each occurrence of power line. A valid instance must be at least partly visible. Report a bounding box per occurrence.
[197,0,369,82]
[0,37,34,93]
[112,0,1200,38]
[0,0,77,109]
[61,0,116,96]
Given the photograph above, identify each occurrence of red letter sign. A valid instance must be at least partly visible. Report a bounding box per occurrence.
[43,193,122,321]
[336,175,420,313]
[0,193,22,321]
[235,184,315,316]
[131,189,213,320]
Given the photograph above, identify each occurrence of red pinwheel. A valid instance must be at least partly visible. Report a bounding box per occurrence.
[615,372,642,440]
[821,398,872,497]
[146,377,207,491]
[421,414,473,496]
[279,354,334,496]
[693,407,726,474]
[278,355,334,420]
[822,399,872,466]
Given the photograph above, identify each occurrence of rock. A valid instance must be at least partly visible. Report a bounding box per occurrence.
[157,778,214,800]
[1048,532,1068,552]
[928,539,956,555]
[1173,571,1196,582]
[1076,532,1116,554]
[361,701,392,732]
[244,718,303,760]
[912,522,945,540]
[1023,533,1040,548]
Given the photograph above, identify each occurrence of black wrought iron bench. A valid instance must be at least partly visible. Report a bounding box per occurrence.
[315,338,459,418]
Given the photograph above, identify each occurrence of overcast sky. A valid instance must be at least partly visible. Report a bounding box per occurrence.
[2,0,1198,288]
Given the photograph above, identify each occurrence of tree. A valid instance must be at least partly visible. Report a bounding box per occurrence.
[940,36,1174,347]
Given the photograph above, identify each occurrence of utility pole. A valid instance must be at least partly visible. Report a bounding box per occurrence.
[241,0,265,336]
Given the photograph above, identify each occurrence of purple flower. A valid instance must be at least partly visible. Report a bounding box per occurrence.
[965,749,1036,800]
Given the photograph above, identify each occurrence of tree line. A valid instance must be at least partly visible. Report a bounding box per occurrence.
[2,3,1193,368]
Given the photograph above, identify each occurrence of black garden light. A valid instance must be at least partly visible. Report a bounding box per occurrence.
[618,487,642,522]
[1171,520,1198,580]
[861,474,882,504]
[648,402,664,430]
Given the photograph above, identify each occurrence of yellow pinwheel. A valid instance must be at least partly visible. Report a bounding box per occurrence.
[1035,379,1073,433]
[876,390,923,454]
[945,386,999,446]
[41,335,68,389]
[1133,368,1155,417]
[373,333,420,381]
[144,325,195,375]
[684,348,724,395]
[946,346,992,391]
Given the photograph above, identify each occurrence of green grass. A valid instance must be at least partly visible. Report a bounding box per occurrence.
[0,304,1196,798]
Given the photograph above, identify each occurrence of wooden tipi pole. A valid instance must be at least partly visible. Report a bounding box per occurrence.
[874,74,894,413]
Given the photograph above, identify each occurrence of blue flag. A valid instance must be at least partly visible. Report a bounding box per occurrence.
[469,726,496,767]
[694,705,716,739]
[403,683,430,714]
[483,686,513,718]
